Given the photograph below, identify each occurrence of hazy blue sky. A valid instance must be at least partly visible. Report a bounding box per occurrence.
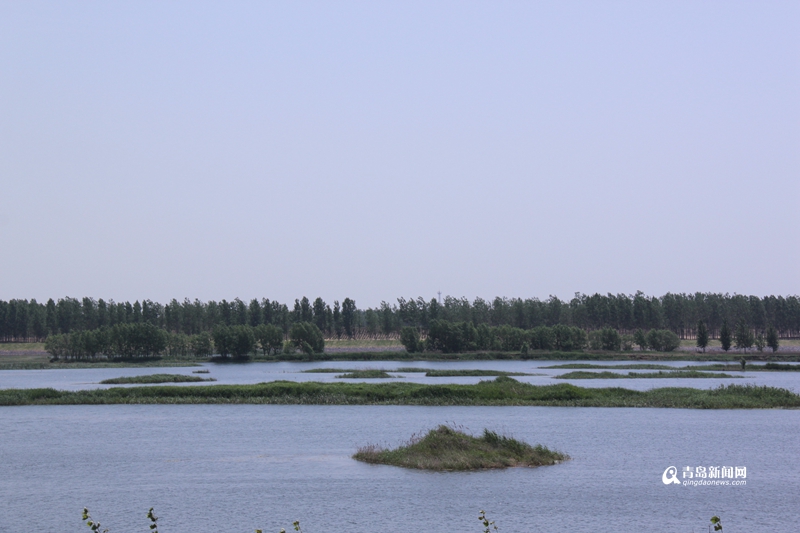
[1,1,798,307]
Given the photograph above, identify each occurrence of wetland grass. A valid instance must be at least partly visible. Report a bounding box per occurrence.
[421,369,533,377]
[1,376,798,408]
[554,370,740,379]
[353,425,567,471]
[336,370,396,379]
[545,363,800,372]
[99,374,216,384]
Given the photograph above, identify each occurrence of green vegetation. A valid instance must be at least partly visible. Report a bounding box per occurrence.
[336,370,395,379]
[353,425,568,471]
[4,293,800,356]
[289,321,325,356]
[2,377,798,408]
[421,369,533,377]
[304,367,533,377]
[0,355,200,370]
[400,326,422,353]
[99,374,216,384]
[697,320,709,352]
[720,320,732,352]
[554,370,739,379]
[765,362,800,371]
[767,326,780,352]
[545,363,675,370]
[735,320,755,353]
[301,368,351,373]
[545,363,800,372]
[0,342,46,352]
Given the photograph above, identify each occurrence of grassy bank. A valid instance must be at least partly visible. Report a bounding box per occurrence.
[4,350,800,370]
[554,370,739,379]
[1,377,797,408]
[304,368,533,377]
[336,370,394,379]
[353,425,567,470]
[414,369,533,377]
[546,363,800,372]
[99,374,216,384]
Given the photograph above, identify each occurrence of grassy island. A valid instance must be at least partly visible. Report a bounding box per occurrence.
[2,376,798,408]
[336,370,395,379]
[555,370,740,379]
[353,425,568,471]
[409,369,533,377]
[545,363,800,372]
[99,374,216,384]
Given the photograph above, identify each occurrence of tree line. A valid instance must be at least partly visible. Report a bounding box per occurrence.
[402,321,683,354]
[2,292,799,343]
[45,321,327,361]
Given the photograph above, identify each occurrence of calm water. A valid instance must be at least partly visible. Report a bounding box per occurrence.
[2,359,800,391]
[1,404,798,533]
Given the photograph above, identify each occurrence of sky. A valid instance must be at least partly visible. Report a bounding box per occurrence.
[1,1,798,308]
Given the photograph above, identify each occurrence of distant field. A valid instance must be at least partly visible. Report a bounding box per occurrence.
[324,339,403,348]
[0,342,47,353]
[678,338,800,349]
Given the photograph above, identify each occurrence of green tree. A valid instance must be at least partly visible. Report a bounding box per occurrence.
[379,301,395,334]
[633,329,647,351]
[289,322,325,356]
[696,320,709,353]
[299,297,312,322]
[312,297,328,332]
[248,299,263,327]
[255,323,284,355]
[400,326,421,353]
[766,325,779,353]
[646,329,680,352]
[45,298,58,335]
[333,300,343,339]
[754,332,765,352]
[230,325,256,358]
[212,325,233,357]
[719,320,732,352]
[734,320,754,353]
[342,298,356,338]
[189,332,214,357]
[599,328,621,351]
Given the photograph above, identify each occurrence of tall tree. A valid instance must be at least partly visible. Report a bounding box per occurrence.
[734,320,753,353]
[312,297,327,332]
[300,297,312,323]
[45,298,58,335]
[766,325,779,353]
[132,301,143,323]
[719,320,732,352]
[342,298,356,338]
[248,299,262,327]
[333,301,343,339]
[696,320,709,353]
[234,298,248,326]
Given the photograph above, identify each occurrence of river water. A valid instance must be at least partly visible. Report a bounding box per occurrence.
[1,403,798,533]
[2,361,799,532]
[2,359,800,391]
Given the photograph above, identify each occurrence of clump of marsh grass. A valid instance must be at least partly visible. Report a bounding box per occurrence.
[554,370,740,379]
[99,374,215,384]
[335,370,397,379]
[353,425,568,471]
[423,370,533,377]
